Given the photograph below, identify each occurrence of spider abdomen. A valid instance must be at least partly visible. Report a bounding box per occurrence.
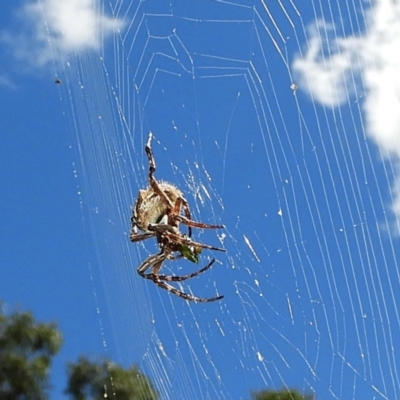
[133,182,183,232]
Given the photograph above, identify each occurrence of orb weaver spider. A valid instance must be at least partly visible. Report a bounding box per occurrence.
[130,133,225,303]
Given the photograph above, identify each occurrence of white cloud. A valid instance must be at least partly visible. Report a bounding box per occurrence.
[292,0,400,224]
[2,0,123,67]
[292,1,400,156]
[292,20,359,107]
[0,74,17,90]
[361,1,400,158]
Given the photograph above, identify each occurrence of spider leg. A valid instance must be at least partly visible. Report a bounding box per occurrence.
[145,133,175,209]
[147,223,178,235]
[172,214,225,230]
[146,225,225,252]
[137,254,223,302]
[130,231,156,243]
[153,280,224,303]
[144,259,216,282]
[137,252,167,276]
[172,197,192,238]
[163,231,226,253]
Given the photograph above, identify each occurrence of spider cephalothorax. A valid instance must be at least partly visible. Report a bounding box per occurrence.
[130,133,225,303]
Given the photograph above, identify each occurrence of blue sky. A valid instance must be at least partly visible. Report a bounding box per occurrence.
[1,1,400,399]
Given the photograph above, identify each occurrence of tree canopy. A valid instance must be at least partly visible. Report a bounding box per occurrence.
[251,388,314,400]
[0,308,62,399]
[0,307,157,399]
[65,356,158,400]
[1,304,314,399]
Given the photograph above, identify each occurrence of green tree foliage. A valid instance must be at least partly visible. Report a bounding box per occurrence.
[251,388,314,400]
[0,308,62,399]
[65,356,158,400]
[0,304,312,400]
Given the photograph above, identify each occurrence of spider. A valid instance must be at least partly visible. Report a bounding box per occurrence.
[130,132,225,302]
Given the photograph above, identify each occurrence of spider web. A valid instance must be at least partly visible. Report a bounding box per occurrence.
[34,0,400,398]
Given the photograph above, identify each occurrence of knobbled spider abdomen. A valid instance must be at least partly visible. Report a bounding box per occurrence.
[133,181,183,232]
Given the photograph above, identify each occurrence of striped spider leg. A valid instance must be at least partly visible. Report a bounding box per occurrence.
[137,232,225,302]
